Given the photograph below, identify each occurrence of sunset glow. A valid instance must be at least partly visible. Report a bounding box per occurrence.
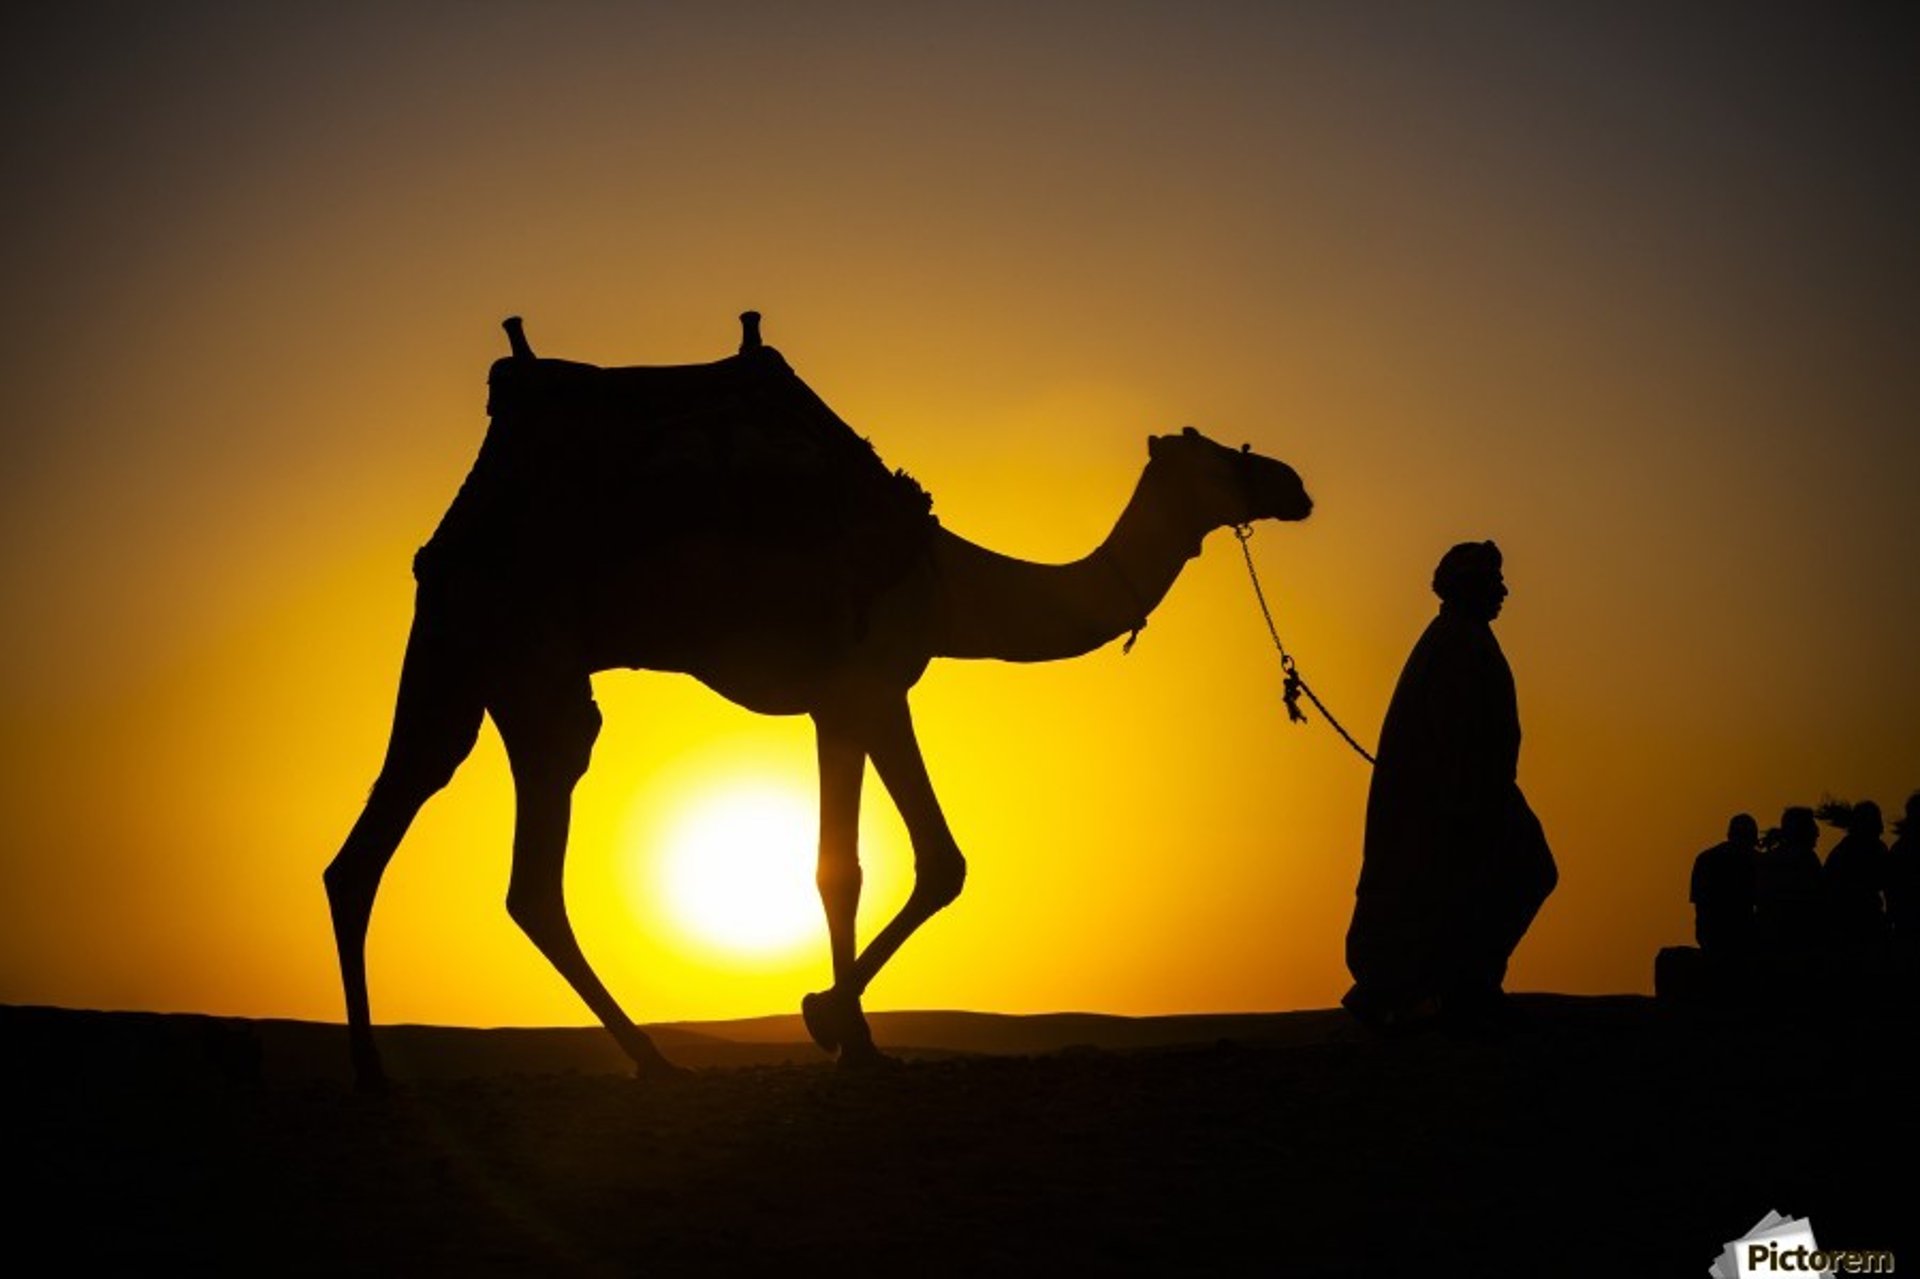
[0,5,1912,1030]
[652,783,822,959]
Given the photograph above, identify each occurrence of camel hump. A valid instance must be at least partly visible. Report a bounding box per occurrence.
[417,315,937,600]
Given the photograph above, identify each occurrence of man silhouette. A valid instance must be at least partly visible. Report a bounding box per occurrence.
[1820,800,1888,946]
[1888,792,1917,956]
[1343,541,1557,1029]
[1755,806,1822,954]
[1691,814,1760,957]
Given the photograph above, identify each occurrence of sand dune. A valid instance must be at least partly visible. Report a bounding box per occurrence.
[6,997,1911,1274]
[2,1002,1375,1082]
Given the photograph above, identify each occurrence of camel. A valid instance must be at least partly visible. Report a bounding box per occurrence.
[324,313,1313,1086]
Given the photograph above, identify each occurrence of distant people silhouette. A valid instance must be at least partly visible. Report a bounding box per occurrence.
[1690,813,1759,958]
[1888,792,1918,956]
[1343,541,1556,1031]
[1818,799,1888,946]
[1754,806,1822,954]
[323,314,1316,1087]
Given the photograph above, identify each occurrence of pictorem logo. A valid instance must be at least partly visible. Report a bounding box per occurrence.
[1709,1211,1893,1277]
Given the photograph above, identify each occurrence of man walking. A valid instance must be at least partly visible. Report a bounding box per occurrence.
[1344,541,1557,1029]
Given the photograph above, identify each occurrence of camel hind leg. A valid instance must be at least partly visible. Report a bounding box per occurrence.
[492,674,684,1080]
[323,613,483,1089]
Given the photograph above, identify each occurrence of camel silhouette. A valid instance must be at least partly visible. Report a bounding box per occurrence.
[324,313,1314,1086]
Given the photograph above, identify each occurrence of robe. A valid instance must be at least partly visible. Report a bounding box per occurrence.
[1888,832,1915,946]
[1345,607,1557,1011]
[1820,833,1888,944]
[1691,840,1757,955]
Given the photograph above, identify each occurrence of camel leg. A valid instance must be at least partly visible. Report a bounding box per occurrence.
[494,679,684,1080]
[323,614,482,1090]
[801,715,880,1062]
[841,696,966,1030]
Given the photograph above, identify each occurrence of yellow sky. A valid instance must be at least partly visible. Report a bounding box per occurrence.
[2,4,1915,1025]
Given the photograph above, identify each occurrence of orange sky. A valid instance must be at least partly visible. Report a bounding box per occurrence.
[2,4,1914,1026]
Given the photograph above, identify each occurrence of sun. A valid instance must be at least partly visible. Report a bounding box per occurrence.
[655,782,822,957]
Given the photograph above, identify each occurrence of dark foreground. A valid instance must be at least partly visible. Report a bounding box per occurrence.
[6,996,1912,1275]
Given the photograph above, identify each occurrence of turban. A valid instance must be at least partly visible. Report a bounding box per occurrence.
[1431,540,1502,603]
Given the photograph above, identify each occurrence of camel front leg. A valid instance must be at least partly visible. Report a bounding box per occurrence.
[801,715,878,1061]
[813,718,866,987]
[850,696,967,996]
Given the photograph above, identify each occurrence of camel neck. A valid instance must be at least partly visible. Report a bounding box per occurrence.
[929,463,1207,662]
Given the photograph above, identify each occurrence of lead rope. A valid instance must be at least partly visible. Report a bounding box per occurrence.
[1231,524,1376,766]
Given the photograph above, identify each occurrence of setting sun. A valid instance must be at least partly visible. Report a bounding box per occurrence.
[654,783,822,958]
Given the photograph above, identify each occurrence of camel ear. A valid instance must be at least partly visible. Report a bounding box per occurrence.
[1148,434,1170,460]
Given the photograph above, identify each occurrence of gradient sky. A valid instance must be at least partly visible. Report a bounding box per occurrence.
[2,2,1914,1026]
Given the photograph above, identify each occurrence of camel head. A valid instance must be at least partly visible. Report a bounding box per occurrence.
[1147,425,1313,531]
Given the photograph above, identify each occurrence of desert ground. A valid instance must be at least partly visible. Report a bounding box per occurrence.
[6,995,1911,1275]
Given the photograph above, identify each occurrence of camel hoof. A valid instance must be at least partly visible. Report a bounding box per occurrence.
[349,1042,390,1094]
[635,1057,692,1083]
[627,1036,691,1082]
[805,988,885,1066]
[801,991,842,1054]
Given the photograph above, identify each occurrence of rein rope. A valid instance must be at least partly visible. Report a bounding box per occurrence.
[1231,524,1376,766]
